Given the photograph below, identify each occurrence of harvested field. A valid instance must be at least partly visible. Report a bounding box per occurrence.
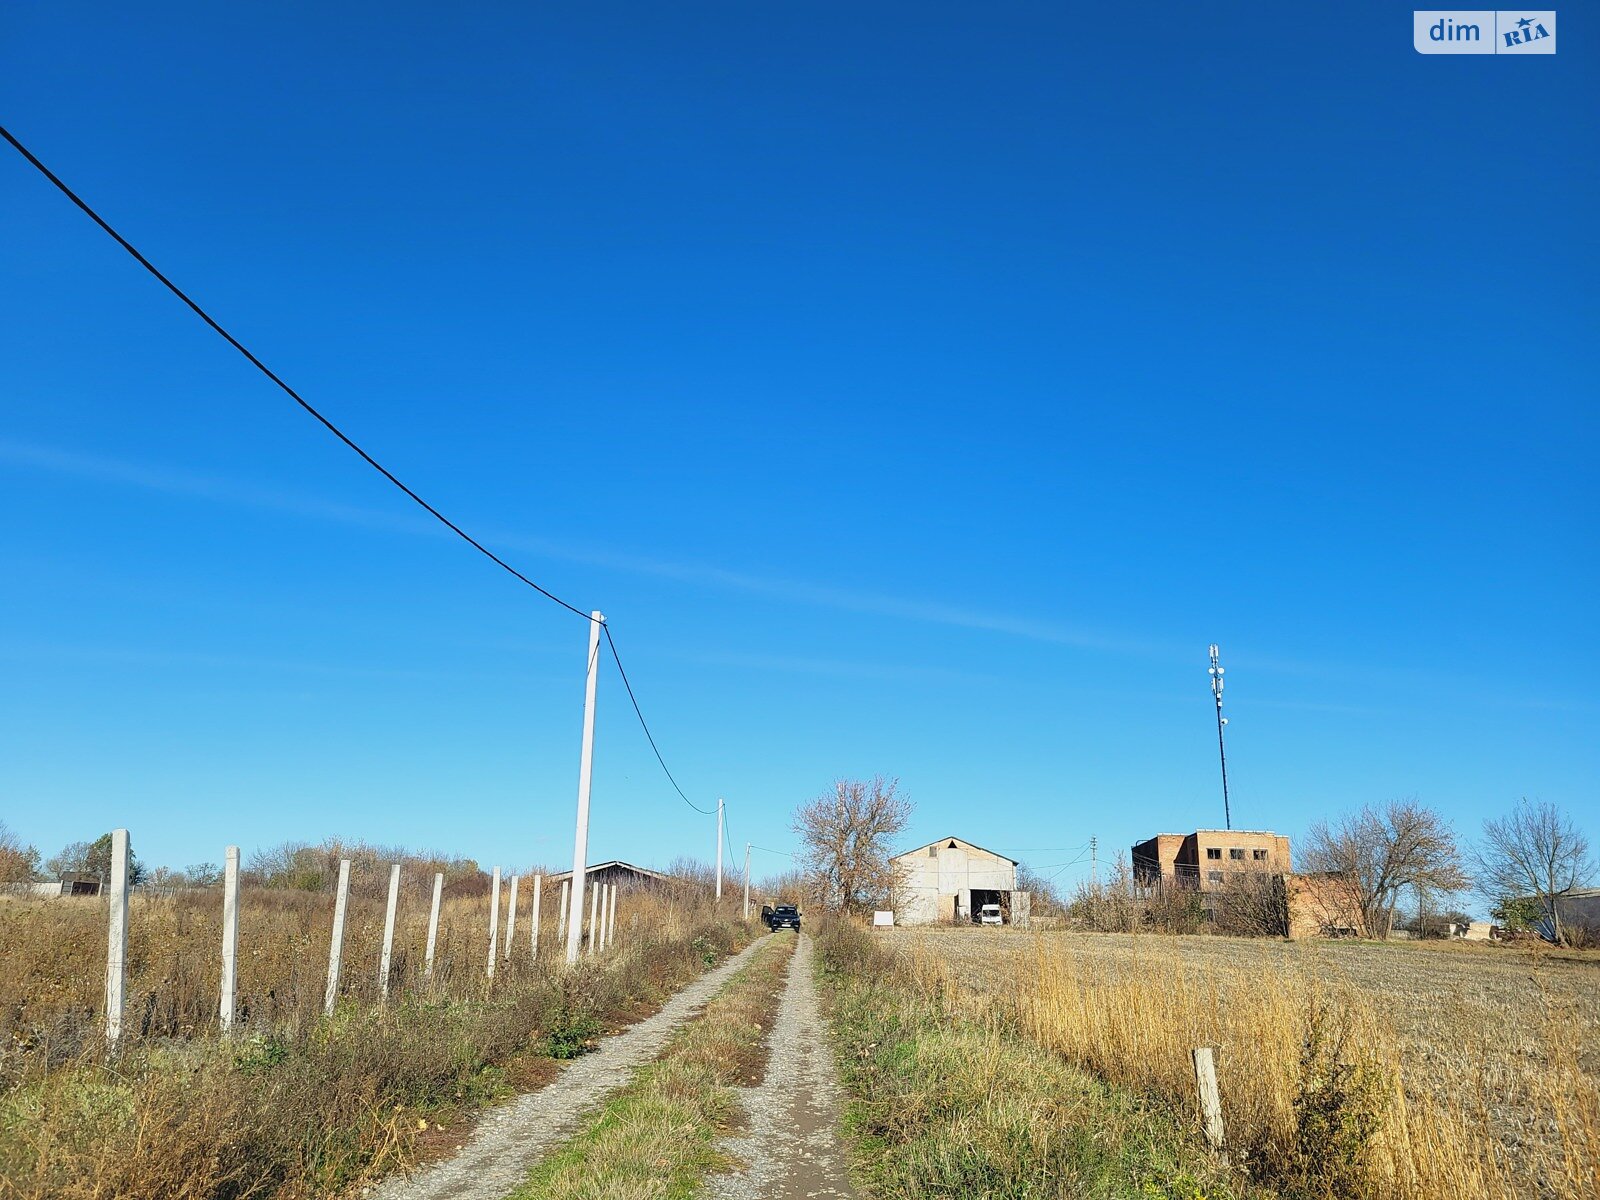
[877,927,1600,1200]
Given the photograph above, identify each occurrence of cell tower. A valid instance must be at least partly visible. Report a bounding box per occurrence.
[1208,644,1232,830]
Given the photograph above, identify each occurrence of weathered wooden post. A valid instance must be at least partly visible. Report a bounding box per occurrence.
[556,878,570,943]
[587,874,601,957]
[486,867,502,978]
[530,873,542,959]
[1191,1046,1226,1152]
[504,874,519,960]
[104,828,130,1044]
[219,845,240,1033]
[324,859,352,1017]
[423,871,443,979]
[378,863,401,1001]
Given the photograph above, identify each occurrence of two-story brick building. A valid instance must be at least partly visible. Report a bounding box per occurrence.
[1130,829,1291,891]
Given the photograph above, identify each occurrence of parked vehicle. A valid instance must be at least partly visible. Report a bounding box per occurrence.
[979,903,1004,926]
[766,903,802,931]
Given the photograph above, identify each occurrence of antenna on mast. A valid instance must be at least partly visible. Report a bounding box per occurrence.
[1208,644,1232,831]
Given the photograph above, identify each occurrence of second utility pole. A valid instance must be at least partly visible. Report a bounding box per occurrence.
[743,842,751,920]
[565,611,604,965]
[715,797,724,901]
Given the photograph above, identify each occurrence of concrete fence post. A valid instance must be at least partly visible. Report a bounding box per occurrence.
[557,878,570,943]
[324,859,352,1017]
[219,845,240,1033]
[606,883,618,951]
[379,863,401,1001]
[424,871,443,979]
[1191,1046,1225,1152]
[587,875,600,957]
[504,874,519,960]
[530,873,542,959]
[104,828,130,1044]
[487,867,502,978]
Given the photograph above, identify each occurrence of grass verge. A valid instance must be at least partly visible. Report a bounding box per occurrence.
[0,911,749,1200]
[816,920,1262,1200]
[509,930,795,1200]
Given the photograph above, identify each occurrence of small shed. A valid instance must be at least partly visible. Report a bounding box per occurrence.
[547,861,675,893]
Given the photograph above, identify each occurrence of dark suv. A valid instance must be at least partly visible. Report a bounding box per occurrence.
[764,903,801,931]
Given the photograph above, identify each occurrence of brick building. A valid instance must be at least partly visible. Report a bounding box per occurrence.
[1131,829,1291,891]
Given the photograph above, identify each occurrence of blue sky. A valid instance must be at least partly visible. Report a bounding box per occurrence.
[2,2,1595,906]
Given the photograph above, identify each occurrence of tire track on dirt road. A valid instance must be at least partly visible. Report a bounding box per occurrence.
[702,933,856,1200]
[366,938,764,1200]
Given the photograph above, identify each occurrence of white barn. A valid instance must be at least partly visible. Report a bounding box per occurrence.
[891,836,1019,926]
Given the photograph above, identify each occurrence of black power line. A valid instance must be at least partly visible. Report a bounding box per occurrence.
[0,122,593,623]
[3,122,715,826]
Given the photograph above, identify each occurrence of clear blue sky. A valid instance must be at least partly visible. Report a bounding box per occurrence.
[2,3,1594,905]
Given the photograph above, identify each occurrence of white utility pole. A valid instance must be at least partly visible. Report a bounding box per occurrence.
[743,843,751,921]
[715,797,724,901]
[219,845,240,1034]
[487,867,502,978]
[1090,837,1099,887]
[104,827,130,1044]
[379,864,401,1001]
[530,873,542,959]
[324,859,351,1017]
[424,872,443,979]
[565,611,604,965]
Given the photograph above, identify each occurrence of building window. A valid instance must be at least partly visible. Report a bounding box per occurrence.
[1207,871,1224,883]
[928,846,937,857]
[1229,848,1246,860]
[1206,847,1222,860]
[1253,849,1268,861]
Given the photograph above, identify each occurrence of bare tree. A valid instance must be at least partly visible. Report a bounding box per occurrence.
[0,820,42,885]
[1473,798,1595,947]
[1299,798,1469,939]
[793,777,913,913]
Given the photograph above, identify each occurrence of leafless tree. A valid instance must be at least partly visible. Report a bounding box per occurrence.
[0,820,41,885]
[1299,798,1469,939]
[1473,798,1595,946]
[792,777,913,913]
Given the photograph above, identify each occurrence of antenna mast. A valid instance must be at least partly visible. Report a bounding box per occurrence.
[1208,644,1232,830]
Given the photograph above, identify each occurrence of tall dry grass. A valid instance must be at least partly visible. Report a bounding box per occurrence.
[898,933,1599,1200]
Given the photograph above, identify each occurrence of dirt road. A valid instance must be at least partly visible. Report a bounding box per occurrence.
[702,933,856,1200]
[367,938,765,1200]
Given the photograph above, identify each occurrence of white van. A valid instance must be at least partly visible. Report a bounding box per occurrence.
[979,903,1004,926]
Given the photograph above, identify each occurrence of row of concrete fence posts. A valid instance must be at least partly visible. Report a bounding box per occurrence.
[324,859,352,1017]
[378,863,401,1002]
[104,828,130,1043]
[423,871,443,978]
[219,845,240,1032]
[486,867,502,978]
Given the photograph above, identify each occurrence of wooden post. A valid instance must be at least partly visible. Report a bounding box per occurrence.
[487,867,502,978]
[379,863,401,1001]
[423,871,443,979]
[1192,1046,1225,1152]
[556,878,570,943]
[504,874,519,960]
[587,874,601,957]
[104,828,130,1043]
[324,859,352,1017]
[530,873,543,960]
[219,845,240,1033]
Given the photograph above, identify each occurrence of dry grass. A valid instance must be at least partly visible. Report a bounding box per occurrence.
[0,887,749,1200]
[509,931,797,1200]
[880,927,1600,1200]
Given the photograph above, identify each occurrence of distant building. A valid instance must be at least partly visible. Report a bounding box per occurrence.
[891,836,1021,926]
[1131,829,1291,891]
[547,861,676,892]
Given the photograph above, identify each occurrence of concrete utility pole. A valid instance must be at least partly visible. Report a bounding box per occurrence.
[715,797,724,901]
[1090,837,1098,887]
[104,828,130,1043]
[565,612,604,965]
[219,845,240,1033]
[1208,644,1233,831]
[743,843,751,921]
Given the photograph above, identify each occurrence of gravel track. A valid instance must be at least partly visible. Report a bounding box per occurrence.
[702,933,856,1200]
[367,938,764,1200]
